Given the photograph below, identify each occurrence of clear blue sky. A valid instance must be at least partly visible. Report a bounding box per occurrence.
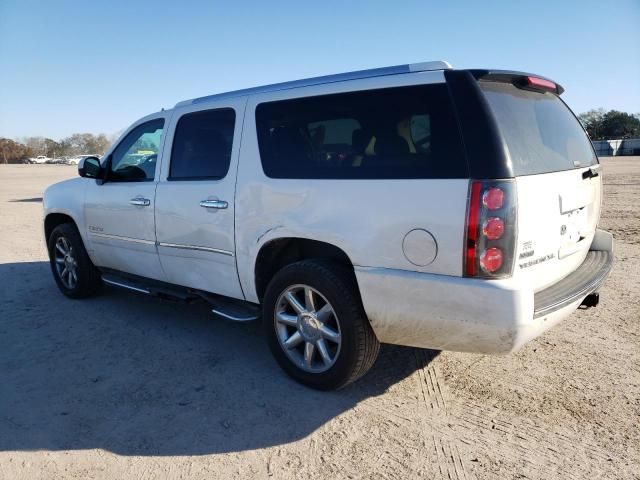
[1,0,638,140]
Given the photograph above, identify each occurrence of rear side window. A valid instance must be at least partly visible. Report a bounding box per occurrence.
[170,108,235,180]
[480,81,597,176]
[256,84,467,179]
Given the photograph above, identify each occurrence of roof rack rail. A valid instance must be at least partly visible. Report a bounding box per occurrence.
[176,60,452,107]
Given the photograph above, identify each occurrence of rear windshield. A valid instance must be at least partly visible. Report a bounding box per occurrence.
[255,84,467,179]
[480,81,597,176]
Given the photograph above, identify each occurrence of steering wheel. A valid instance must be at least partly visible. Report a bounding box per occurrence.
[139,154,158,178]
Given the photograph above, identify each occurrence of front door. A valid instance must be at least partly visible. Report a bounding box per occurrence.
[85,116,168,281]
[154,99,246,299]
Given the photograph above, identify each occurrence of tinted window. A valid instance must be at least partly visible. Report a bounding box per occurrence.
[110,119,164,182]
[480,81,597,176]
[256,84,467,179]
[170,108,235,180]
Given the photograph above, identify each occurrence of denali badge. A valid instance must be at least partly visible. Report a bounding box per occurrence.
[519,240,534,259]
[519,253,555,269]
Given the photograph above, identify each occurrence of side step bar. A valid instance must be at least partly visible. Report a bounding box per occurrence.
[199,292,260,322]
[102,276,151,295]
[101,272,260,322]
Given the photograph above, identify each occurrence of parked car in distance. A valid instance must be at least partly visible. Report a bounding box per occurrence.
[43,61,614,390]
[30,155,50,164]
[46,157,69,164]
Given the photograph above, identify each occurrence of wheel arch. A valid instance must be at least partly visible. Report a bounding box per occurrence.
[254,237,354,302]
[44,212,78,244]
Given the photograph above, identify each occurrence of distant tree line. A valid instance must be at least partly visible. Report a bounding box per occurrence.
[0,138,33,164]
[578,109,640,140]
[0,133,113,164]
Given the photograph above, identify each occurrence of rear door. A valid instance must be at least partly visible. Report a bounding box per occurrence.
[154,98,246,300]
[479,81,601,291]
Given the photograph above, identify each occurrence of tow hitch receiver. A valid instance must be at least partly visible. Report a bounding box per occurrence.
[580,292,600,309]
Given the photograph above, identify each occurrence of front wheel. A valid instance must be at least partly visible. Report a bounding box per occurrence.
[48,223,102,298]
[263,260,380,390]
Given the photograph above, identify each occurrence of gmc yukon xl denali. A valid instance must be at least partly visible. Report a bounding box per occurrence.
[43,61,613,390]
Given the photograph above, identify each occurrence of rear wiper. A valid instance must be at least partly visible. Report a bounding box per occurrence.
[582,167,599,180]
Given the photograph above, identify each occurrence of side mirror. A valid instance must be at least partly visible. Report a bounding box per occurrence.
[78,156,103,179]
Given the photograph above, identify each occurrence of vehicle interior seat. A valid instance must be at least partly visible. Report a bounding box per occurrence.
[351,128,371,166]
[269,126,313,175]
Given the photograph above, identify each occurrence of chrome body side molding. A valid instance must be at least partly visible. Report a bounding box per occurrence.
[88,232,156,245]
[158,242,234,257]
[88,233,235,257]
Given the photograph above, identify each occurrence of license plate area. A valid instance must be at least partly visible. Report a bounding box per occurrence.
[559,207,587,258]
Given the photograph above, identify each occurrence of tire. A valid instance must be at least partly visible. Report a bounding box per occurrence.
[263,259,380,390]
[48,223,102,298]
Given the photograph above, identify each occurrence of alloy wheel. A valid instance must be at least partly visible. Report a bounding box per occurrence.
[54,236,78,289]
[274,284,342,373]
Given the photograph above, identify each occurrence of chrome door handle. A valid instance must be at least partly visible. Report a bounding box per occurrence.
[200,199,228,209]
[130,197,151,206]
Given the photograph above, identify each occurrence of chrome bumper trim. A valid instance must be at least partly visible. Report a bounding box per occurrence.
[533,250,614,319]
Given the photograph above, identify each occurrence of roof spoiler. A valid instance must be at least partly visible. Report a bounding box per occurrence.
[468,69,565,95]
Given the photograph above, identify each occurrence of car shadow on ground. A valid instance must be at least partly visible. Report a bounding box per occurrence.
[0,261,437,456]
[9,197,43,202]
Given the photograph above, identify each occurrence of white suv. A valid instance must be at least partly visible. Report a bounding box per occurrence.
[43,61,613,390]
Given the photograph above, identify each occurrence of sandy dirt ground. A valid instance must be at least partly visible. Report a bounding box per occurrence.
[0,159,638,479]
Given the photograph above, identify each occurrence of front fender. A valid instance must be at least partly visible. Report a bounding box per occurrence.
[43,178,88,246]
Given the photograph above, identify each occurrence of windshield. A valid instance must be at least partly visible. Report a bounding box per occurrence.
[480,81,597,176]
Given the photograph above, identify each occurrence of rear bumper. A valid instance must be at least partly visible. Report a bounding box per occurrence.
[533,250,613,318]
[355,229,614,354]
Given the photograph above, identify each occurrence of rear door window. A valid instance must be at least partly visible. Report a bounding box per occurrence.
[170,108,235,180]
[255,84,467,179]
[480,81,597,176]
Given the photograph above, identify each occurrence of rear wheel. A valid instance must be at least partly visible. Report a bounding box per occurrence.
[48,223,102,298]
[263,260,380,390]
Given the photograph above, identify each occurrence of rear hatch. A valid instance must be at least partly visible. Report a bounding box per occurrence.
[479,80,601,291]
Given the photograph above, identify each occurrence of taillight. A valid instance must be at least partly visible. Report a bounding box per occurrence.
[464,180,517,278]
[480,247,503,273]
[482,217,504,240]
[482,188,504,210]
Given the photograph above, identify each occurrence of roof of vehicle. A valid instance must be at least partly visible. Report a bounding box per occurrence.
[174,60,453,108]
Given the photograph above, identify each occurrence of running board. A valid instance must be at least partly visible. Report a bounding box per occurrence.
[102,272,196,301]
[212,307,259,322]
[102,275,152,295]
[101,272,260,322]
[199,292,261,322]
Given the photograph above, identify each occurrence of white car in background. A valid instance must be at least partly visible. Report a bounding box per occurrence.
[43,61,614,390]
[30,155,50,164]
